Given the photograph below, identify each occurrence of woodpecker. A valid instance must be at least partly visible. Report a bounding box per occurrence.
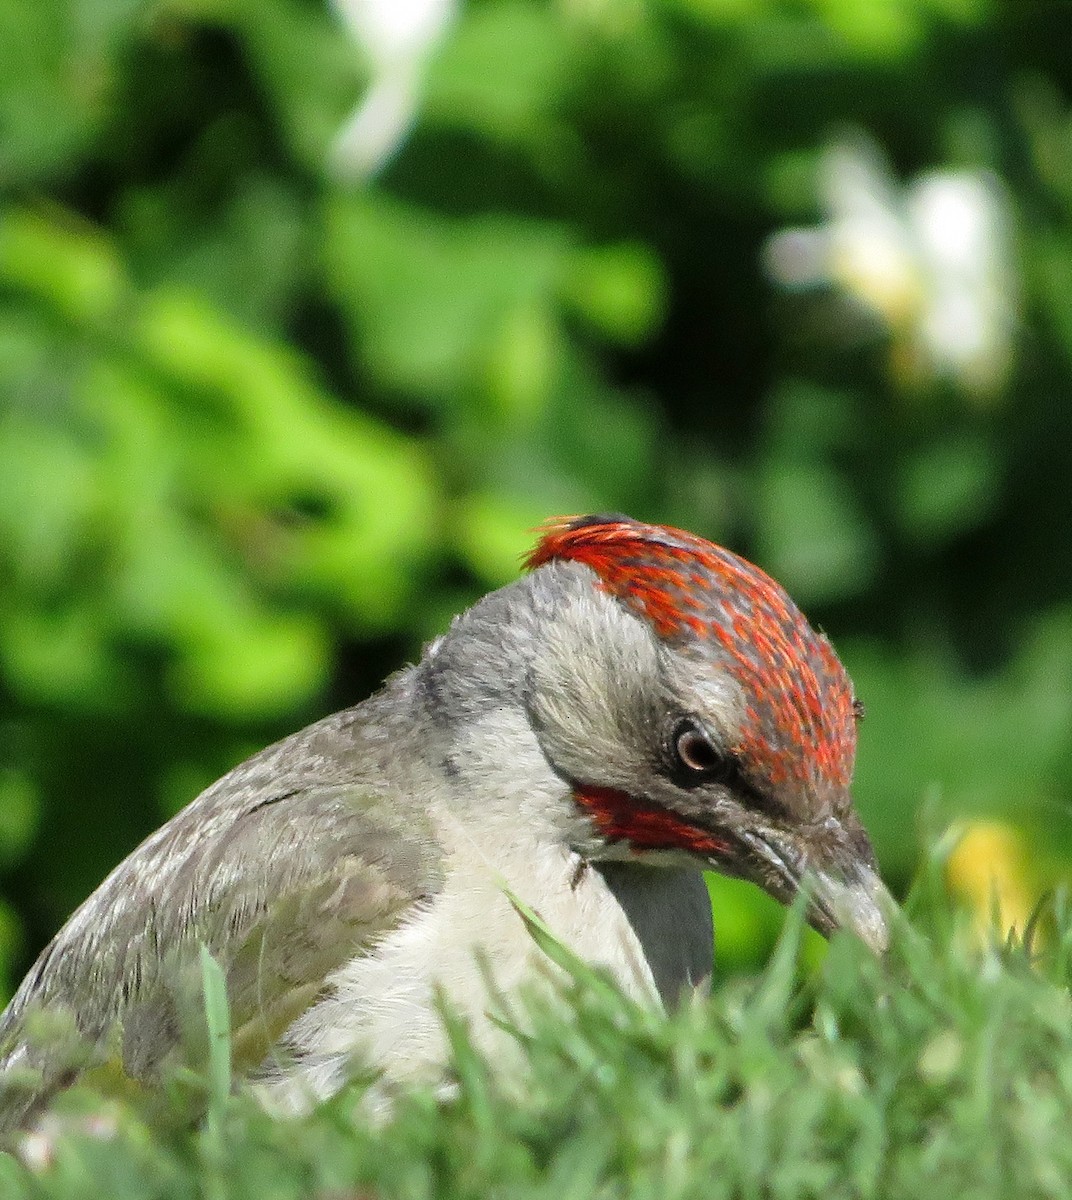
[0,514,891,1128]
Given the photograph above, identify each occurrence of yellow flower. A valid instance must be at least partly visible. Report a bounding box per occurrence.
[945,819,1035,941]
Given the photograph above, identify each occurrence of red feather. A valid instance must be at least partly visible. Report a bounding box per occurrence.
[573,785,729,857]
[527,515,857,803]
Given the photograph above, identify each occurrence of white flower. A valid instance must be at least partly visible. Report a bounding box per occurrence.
[764,132,1018,399]
[331,0,458,180]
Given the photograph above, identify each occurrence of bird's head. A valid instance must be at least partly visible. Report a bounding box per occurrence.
[513,513,892,953]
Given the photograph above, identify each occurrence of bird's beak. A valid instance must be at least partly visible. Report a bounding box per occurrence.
[797,857,892,955]
[733,813,895,955]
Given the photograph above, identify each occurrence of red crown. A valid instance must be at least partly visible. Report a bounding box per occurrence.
[527,515,858,798]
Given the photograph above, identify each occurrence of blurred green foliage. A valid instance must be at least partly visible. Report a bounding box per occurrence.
[2,0,1072,992]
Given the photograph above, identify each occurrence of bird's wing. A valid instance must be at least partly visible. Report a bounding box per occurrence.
[0,778,443,1127]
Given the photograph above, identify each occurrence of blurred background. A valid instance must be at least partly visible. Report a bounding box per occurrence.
[1,0,1071,991]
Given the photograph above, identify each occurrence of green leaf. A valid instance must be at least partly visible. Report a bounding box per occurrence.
[199,945,232,1119]
[324,195,573,399]
[562,242,666,346]
[896,435,1000,547]
[425,1,572,146]
[0,208,126,326]
[0,770,39,868]
[231,0,363,170]
[755,461,879,604]
[171,611,330,720]
[454,492,548,587]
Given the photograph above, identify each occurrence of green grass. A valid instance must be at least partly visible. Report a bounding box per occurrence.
[4,871,1072,1200]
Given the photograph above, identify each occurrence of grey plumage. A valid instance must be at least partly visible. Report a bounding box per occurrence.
[0,681,443,1127]
[0,517,891,1130]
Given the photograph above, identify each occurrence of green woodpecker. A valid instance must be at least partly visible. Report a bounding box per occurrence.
[0,515,892,1128]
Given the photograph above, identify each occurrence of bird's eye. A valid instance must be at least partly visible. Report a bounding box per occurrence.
[672,720,723,777]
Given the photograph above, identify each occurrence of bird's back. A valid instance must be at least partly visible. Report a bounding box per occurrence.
[0,686,444,1130]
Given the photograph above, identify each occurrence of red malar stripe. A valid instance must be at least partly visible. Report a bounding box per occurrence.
[574,785,729,856]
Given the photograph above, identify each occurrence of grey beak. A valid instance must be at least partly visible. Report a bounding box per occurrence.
[801,860,893,955]
[734,817,896,955]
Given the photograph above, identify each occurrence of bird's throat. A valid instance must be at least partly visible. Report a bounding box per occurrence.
[573,784,729,857]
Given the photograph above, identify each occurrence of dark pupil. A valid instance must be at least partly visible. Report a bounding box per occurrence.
[677,727,719,773]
